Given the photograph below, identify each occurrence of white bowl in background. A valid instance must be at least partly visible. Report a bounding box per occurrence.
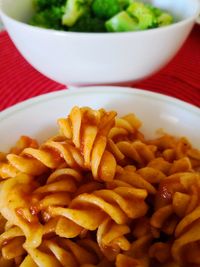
[0,87,200,152]
[0,0,199,86]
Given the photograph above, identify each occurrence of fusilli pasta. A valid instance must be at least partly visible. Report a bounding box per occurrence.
[0,106,200,267]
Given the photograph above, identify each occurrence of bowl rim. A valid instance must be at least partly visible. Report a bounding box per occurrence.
[1,87,200,122]
[0,0,200,37]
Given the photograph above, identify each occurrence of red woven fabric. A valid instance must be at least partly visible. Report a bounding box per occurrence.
[0,25,200,111]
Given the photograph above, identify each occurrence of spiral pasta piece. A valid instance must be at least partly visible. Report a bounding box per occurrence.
[1,109,143,183]
[49,186,147,230]
[0,137,39,179]
[115,254,144,267]
[33,168,83,212]
[24,237,104,267]
[150,169,200,265]
[58,107,117,181]
[120,217,153,267]
[0,226,25,266]
[47,186,148,257]
[0,136,38,177]
[97,218,131,261]
[108,137,157,169]
[108,113,141,142]
[114,166,157,194]
[0,174,43,249]
[148,134,200,170]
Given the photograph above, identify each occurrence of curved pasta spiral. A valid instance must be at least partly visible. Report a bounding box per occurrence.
[106,114,155,167]
[48,186,148,257]
[0,136,39,179]
[49,186,148,225]
[150,171,200,265]
[3,107,119,182]
[58,106,118,181]
[96,218,131,261]
[0,173,43,249]
[109,140,156,168]
[0,226,25,265]
[33,168,83,214]
[117,217,153,267]
[22,237,104,267]
[107,165,158,195]
[148,134,200,170]
[0,216,23,266]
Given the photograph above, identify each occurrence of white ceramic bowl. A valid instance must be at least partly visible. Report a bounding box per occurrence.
[0,0,200,86]
[0,87,200,152]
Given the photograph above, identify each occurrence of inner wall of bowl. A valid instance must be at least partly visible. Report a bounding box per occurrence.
[0,0,34,22]
[1,0,199,23]
[151,0,200,20]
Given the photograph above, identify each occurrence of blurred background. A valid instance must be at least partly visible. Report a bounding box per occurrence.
[0,17,4,30]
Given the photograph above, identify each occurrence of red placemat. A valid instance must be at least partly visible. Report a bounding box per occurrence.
[0,25,200,111]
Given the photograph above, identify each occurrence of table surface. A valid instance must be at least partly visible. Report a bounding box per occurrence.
[0,25,200,111]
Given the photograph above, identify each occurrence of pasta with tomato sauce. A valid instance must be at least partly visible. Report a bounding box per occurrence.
[0,106,200,267]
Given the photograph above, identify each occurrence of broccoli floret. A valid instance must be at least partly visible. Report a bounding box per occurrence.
[157,12,173,26]
[105,11,138,32]
[69,13,106,32]
[62,0,92,27]
[119,0,131,9]
[144,3,162,17]
[30,6,65,30]
[92,0,122,19]
[91,0,135,20]
[34,0,66,10]
[127,2,155,30]
[143,3,173,28]
[30,0,174,32]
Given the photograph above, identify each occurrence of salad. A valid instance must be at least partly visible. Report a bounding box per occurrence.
[29,0,174,32]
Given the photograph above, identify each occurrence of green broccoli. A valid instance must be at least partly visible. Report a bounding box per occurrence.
[33,0,66,10]
[144,3,162,17]
[30,6,65,30]
[105,1,172,33]
[157,12,173,26]
[92,0,122,19]
[119,0,132,9]
[29,0,174,32]
[127,2,155,30]
[62,0,92,27]
[69,13,106,32]
[105,11,138,32]
[91,0,131,20]
[144,3,173,28]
